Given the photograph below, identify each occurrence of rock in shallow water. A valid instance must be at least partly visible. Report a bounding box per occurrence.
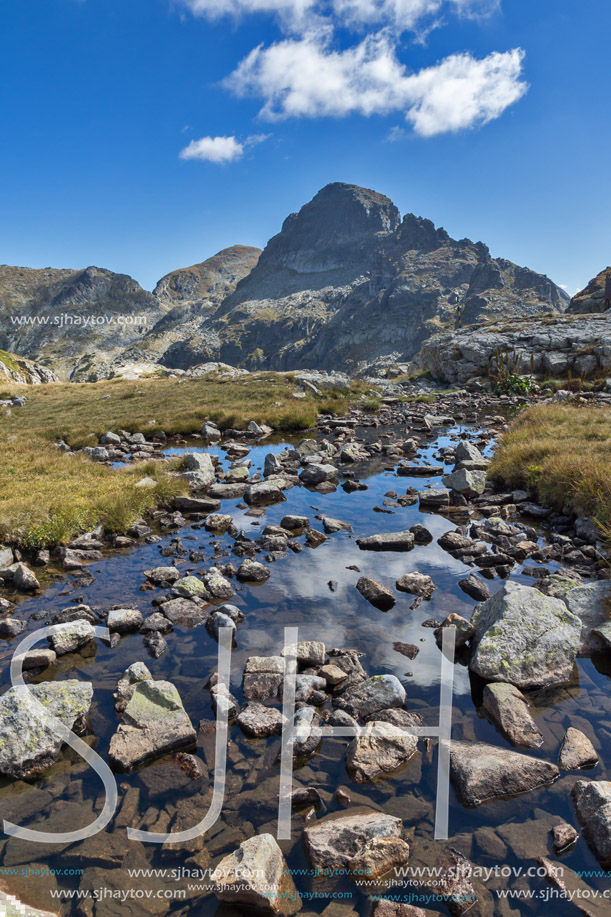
[450,740,559,806]
[346,721,418,782]
[304,807,408,876]
[109,679,196,772]
[481,682,543,749]
[213,833,301,915]
[334,675,406,720]
[559,727,599,770]
[572,780,611,867]
[356,576,395,610]
[356,531,415,552]
[469,581,581,688]
[0,680,93,778]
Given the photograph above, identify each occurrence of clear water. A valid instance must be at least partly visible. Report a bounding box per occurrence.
[0,416,608,915]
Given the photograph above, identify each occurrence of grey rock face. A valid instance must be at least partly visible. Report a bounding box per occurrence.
[450,741,559,806]
[415,312,610,383]
[334,675,406,720]
[346,721,418,782]
[109,679,196,772]
[481,683,543,748]
[213,832,301,915]
[569,266,611,314]
[469,582,581,688]
[572,780,611,867]
[442,468,486,496]
[0,681,93,778]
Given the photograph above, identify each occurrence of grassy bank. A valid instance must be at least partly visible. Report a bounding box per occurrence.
[0,373,367,549]
[489,403,611,543]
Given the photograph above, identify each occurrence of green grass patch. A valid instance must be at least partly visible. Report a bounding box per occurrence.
[489,403,611,544]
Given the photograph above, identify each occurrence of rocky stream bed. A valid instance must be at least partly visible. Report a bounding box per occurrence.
[0,393,610,917]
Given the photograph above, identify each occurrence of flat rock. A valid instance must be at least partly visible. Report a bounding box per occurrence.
[107,607,143,633]
[450,740,559,806]
[356,531,415,552]
[281,641,326,666]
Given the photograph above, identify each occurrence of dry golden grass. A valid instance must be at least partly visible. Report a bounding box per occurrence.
[0,373,368,548]
[489,403,611,543]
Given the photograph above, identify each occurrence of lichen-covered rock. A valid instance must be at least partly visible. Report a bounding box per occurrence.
[0,681,93,778]
[469,582,581,688]
[172,575,208,599]
[109,679,196,772]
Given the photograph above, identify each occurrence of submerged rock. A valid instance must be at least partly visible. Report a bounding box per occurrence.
[0,681,93,778]
[469,582,581,688]
[450,740,558,806]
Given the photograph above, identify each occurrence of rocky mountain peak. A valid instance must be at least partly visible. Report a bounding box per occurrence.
[255,182,401,275]
[153,245,262,309]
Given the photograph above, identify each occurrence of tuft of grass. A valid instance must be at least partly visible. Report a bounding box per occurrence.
[489,403,611,544]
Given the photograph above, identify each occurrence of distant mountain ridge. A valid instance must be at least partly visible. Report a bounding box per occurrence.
[0,183,574,379]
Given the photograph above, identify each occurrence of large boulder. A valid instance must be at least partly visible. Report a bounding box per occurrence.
[213,833,301,915]
[469,582,581,688]
[450,741,559,806]
[0,681,93,778]
[108,679,196,772]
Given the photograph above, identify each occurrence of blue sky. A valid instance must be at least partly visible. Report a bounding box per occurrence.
[1,0,608,295]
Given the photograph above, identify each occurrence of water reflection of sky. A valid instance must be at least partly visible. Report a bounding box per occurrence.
[1,418,609,915]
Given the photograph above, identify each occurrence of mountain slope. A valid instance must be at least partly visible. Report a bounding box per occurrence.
[0,265,164,379]
[568,266,611,314]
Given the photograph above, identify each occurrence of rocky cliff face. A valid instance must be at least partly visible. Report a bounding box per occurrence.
[0,349,58,384]
[414,313,611,383]
[0,265,164,379]
[151,183,568,374]
[568,267,611,314]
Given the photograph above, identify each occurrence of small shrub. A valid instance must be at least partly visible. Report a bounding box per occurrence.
[493,374,537,396]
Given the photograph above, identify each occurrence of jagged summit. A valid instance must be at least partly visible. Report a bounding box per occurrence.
[569,266,611,314]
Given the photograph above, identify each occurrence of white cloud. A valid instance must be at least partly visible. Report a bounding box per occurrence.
[180,0,318,30]
[181,0,500,33]
[179,133,270,164]
[180,135,245,163]
[225,31,527,134]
